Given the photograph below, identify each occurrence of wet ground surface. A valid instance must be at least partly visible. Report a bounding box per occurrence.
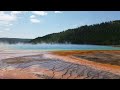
[0,52,120,79]
[74,52,120,66]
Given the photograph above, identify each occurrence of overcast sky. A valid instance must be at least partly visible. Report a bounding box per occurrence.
[0,11,120,39]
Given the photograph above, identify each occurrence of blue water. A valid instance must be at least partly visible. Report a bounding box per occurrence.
[4,43,120,51]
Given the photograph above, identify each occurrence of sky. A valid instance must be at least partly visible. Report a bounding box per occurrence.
[0,11,120,39]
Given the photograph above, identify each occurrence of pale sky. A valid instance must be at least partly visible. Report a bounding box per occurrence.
[0,11,120,39]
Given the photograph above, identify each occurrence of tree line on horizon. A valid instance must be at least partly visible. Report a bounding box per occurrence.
[30,20,120,45]
[0,38,31,44]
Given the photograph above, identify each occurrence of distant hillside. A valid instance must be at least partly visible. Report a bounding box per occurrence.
[0,38,31,44]
[30,20,120,45]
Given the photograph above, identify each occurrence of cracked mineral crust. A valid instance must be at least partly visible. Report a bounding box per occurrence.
[0,50,120,79]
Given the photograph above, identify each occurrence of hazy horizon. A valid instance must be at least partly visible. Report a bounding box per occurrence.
[0,11,120,39]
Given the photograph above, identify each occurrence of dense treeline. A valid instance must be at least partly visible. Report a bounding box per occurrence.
[30,20,120,45]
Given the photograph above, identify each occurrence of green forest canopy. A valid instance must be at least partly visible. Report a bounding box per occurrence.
[30,20,120,45]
